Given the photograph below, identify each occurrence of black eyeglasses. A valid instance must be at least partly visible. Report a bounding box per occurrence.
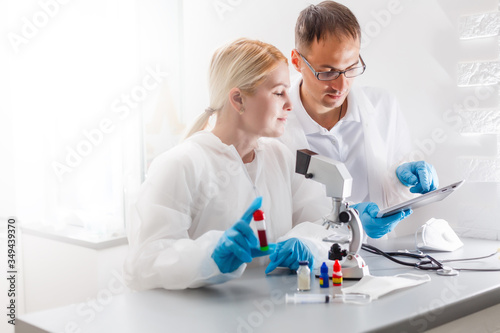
[297,51,366,81]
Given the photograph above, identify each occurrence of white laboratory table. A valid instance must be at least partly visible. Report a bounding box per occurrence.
[17,236,500,333]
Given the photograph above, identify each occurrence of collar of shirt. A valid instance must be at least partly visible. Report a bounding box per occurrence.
[191,130,265,155]
[290,76,361,136]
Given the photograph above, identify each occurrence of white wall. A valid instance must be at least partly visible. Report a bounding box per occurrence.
[179,0,500,240]
[20,234,130,332]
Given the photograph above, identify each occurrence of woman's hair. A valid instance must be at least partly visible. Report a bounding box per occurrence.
[183,38,288,139]
[295,1,361,53]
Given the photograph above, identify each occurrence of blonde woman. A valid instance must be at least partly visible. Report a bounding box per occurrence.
[124,38,333,290]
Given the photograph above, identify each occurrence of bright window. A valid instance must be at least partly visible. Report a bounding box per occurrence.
[6,0,184,244]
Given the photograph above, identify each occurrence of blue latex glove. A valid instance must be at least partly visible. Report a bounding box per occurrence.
[396,161,439,194]
[212,197,275,274]
[352,202,412,239]
[265,238,313,274]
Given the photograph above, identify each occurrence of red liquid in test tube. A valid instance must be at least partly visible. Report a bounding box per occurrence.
[253,210,269,251]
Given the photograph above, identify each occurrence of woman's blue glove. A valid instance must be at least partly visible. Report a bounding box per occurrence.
[352,202,412,239]
[265,238,313,274]
[396,161,439,194]
[212,196,275,274]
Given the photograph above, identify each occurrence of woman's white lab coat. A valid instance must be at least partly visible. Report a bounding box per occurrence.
[124,131,332,290]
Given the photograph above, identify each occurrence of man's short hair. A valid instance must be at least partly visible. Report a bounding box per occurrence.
[295,1,361,52]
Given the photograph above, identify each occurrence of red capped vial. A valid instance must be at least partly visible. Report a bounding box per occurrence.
[332,259,343,295]
[253,209,269,251]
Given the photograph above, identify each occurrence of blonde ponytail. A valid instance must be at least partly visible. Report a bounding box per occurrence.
[182,109,215,140]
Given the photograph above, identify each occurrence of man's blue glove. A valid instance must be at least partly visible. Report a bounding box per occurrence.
[265,238,313,274]
[212,196,275,273]
[396,161,439,194]
[352,202,412,239]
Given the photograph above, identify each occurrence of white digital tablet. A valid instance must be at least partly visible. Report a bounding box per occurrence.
[376,180,465,218]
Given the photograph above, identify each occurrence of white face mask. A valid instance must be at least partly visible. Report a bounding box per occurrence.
[416,218,464,252]
[342,273,431,300]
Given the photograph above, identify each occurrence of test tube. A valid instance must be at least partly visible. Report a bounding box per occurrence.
[253,209,269,251]
[285,293,371,304]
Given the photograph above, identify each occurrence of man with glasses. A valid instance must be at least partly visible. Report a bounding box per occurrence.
[280,1,439,238]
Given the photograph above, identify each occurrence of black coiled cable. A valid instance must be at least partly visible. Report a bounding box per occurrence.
[361,243,444,270]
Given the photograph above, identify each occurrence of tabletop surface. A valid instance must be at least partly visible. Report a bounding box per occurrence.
[17,236,500,333]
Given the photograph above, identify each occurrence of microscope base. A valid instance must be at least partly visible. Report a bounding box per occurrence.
[314,254,370,280]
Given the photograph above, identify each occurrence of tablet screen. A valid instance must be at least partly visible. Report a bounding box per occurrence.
[376,180,465,218]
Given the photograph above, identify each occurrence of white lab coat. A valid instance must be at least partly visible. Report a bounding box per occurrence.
[280,78,415,209]
[123,131,333,290]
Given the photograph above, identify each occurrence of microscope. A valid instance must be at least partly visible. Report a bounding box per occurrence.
[296,149,370,279]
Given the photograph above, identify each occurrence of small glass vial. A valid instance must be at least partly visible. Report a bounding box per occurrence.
[297,261,311,291]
